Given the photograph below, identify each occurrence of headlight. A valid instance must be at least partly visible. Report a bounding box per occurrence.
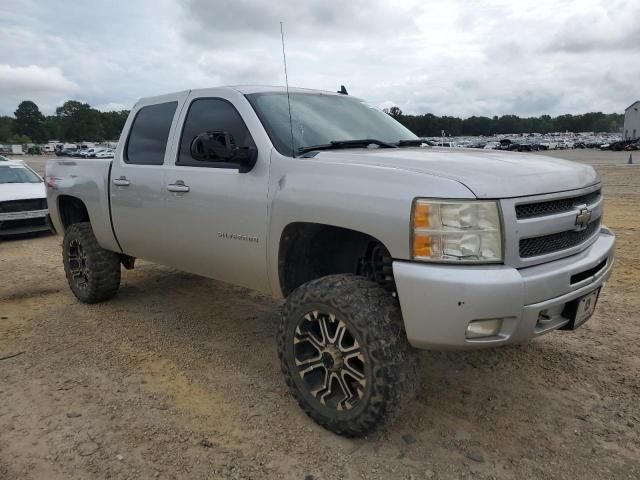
[412,199,503,263]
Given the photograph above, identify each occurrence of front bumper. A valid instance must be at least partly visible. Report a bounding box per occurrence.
[0,209,51,236]
[393,229,615,349]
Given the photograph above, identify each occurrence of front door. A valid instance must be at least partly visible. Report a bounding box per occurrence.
[159,93,271,292]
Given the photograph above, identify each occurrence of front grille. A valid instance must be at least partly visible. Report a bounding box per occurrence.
[0,198,47,213]
[519,219,601,258]
[516,190,600,219]
[0,217,48,230]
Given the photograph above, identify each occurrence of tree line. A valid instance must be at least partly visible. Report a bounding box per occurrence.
[382,106,623,137]
[0,100,129,144]
[0,99,624,145]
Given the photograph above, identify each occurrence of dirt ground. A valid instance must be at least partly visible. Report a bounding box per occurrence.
[1,151,638,480]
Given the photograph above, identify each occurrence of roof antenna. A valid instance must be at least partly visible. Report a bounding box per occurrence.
[280,22,295,158]
[337,85,348,95]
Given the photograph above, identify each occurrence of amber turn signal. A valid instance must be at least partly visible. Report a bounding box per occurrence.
[413,234,432,258]
[414,202,431,229]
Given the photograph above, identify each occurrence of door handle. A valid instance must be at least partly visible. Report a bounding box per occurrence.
[113,176,130,187]
[167,181,190,193]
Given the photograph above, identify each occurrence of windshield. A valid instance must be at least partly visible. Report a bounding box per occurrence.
[246,92,418,156]
[0,166,42,184]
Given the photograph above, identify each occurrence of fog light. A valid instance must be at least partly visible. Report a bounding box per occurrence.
[466,319,502,339]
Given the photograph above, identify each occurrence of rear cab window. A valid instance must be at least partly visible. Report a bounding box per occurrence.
[125,102,178,165]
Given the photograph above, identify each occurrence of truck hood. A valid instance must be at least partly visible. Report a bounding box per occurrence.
[0,182,46,202]
[312,147,599,198]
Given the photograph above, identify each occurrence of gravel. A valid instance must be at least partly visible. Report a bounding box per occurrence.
[0,153,638,479]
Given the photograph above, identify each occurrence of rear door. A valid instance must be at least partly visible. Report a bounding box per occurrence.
[110,92,188,262]
[159,89,272,292]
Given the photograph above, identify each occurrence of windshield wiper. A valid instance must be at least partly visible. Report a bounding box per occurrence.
[298,138,398,155]
[396,139,427,147]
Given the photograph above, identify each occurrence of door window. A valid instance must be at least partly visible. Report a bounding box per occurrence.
[125,102,178,165]
[177,98,255,168]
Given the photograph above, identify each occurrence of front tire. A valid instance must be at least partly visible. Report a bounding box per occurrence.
[62,222,121,303]
[278,274,418,437]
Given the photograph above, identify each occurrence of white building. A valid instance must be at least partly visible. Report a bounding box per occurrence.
[623,101,640,140]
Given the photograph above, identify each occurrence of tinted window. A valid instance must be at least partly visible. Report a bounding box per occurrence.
[177,98,255,167]
[125,102,177,165]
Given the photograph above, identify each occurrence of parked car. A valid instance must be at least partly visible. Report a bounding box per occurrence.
[605,139,636,151]
[78,147,105,158]
[95,149,115,158]
[89,149,108,158]
[0,155,23,164]
[56,148,78,157]
[72,146,90,157]
[1,160,51,236]
[79,148,104,158]
[46,86,615,436]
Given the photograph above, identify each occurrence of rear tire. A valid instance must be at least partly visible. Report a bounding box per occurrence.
[63,222,121,303]
[278,274,418,437]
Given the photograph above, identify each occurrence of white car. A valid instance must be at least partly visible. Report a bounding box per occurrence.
[0,154,22,163]
[79,148,101,158]
[0,160,51,236]
[94,149,114,158]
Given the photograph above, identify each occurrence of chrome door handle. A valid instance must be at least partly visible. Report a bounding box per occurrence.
[167,181,190,193]
[113,176,130,187]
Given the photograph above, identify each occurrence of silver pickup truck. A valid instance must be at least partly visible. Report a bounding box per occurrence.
[46,86,615,436]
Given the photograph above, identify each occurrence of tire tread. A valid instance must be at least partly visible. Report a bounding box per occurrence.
[277,274,418,437]
[62,222,121,303]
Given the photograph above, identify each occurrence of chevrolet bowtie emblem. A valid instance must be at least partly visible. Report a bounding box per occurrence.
[575,208,592,230]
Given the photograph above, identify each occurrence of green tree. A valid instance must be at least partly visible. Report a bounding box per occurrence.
[56,101,104,141]
[8,134,32,144]
[462,116,492,136]
[384,106,403,120]
[0,116,14,142]
[99,110,129,140]
[384,108,623,136]
[13,100,47,142]
[43,116,62,140]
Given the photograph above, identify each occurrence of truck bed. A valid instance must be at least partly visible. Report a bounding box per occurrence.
[46,158,121,253]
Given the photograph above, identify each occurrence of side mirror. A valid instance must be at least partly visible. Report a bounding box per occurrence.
[190,131,258,173]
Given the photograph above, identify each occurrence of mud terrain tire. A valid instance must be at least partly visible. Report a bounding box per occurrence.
[63,222,121,303]
[278,274,418,437]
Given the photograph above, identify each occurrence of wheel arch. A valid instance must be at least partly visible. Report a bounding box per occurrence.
[277,222,394,297]
[57,195,91,230]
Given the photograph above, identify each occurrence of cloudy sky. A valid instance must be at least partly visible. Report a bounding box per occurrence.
[0,0,638,117]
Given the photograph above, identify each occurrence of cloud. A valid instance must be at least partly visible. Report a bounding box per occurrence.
[0,0,638,118]
[541,2,640,53]
[0,64,77,94]
[94,102,130,112]
[0,64,78,114]
[179,0,418,40]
